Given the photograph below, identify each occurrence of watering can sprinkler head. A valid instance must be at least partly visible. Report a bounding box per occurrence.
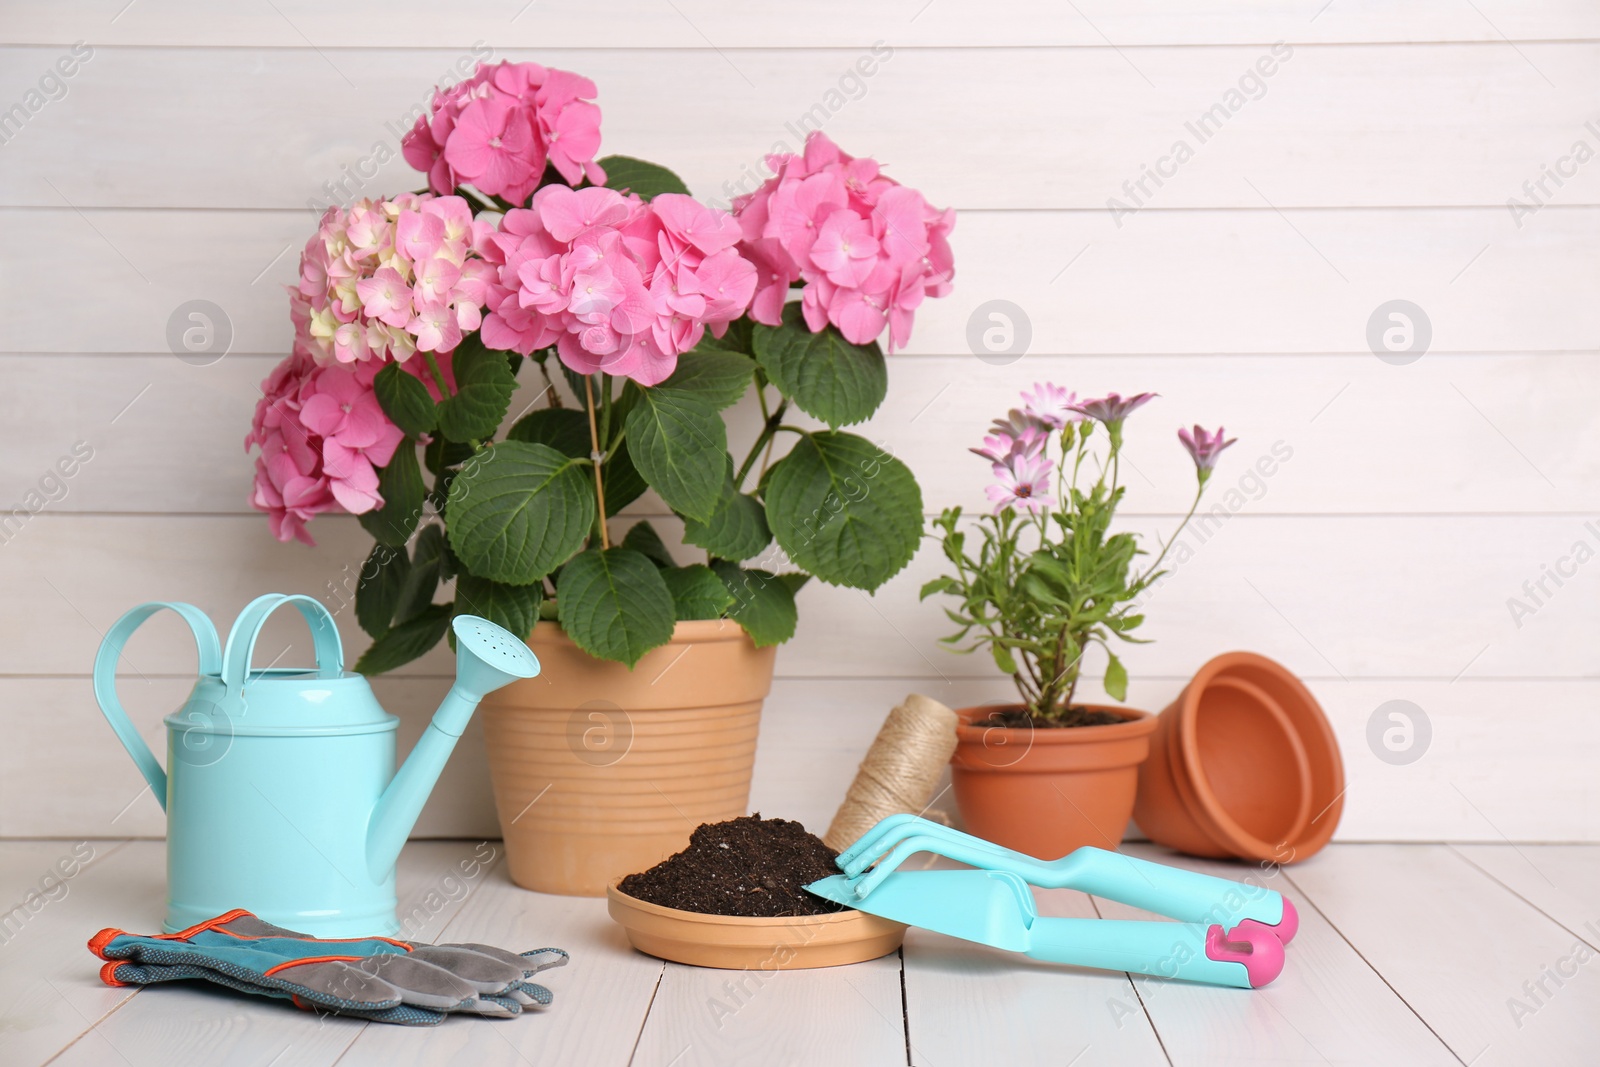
[450,614,541,700]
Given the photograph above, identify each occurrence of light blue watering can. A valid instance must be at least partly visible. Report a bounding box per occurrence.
[94,593,540,938]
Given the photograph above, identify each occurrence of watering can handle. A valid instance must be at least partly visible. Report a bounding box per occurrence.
[93,602,222,813]
[221,594,344,691]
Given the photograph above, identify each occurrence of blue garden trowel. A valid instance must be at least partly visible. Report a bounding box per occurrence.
[806,817,1292,989]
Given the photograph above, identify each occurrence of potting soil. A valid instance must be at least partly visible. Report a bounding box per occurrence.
[617,814,849,917]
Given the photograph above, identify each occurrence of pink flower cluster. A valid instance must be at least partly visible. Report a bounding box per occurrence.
[403,61,605,206]
[479,185,756,385]
[245,351,413,545]
[971,387,1067,516]
[294,194,495,366]
[732,131,954,352]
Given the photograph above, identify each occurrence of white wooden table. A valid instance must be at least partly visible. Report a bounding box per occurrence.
[5,840,1596,1067]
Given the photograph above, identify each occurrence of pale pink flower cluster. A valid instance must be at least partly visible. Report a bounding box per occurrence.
[972,389,1062,515]
[293,194,495,367]
[403,60,605,206]
[245,350,411,545]
[479,186,756,386]
[732,131,954,352]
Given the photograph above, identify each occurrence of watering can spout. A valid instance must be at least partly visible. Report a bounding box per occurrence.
[366,616,541,879]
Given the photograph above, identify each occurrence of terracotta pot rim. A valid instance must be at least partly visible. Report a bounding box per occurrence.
[605,884,881,929]
[528,618,757,648]
[1168,651,1344,860]
[954,703,1157,744]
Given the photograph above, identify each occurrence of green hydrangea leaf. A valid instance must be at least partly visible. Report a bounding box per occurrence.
[693,318,755,357]
[354,604,451,675]
[764,431,922,590]
[436,340,517,442]
[752,304,887,428]
[623,387,726,523]
[356,541,410,638]
[445,441,594,585]
[359,443,426,548]
[660,350,755,410]
[684,467,772,562]
[597,155,690,200]
[662,564,737,621]
[622,520,676,568]
[711,561,798,647]
[453,571,542,641]
[374,362,437,437]
[394,524,446,623]
[507,407,590,454]
[556,547,676,667]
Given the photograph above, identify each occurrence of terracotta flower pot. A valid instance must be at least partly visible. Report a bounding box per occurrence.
[950,704,1157,859]
[1134,652,1345,863]
[481,620,776,896]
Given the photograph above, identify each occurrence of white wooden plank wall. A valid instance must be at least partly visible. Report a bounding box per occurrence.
[1,2,1594,841]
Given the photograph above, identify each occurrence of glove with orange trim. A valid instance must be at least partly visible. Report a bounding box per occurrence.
[88,909,567,1025]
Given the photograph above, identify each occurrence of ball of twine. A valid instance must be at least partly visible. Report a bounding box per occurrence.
[823,694,961,852]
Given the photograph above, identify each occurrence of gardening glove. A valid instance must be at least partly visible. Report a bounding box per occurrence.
[89,908,567,1025]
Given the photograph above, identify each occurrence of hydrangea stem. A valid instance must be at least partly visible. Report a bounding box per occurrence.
[584,375,609,549]
[736,397,788,489]
[539,358,563,409]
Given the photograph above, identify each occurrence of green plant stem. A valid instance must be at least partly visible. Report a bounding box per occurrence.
[424,352,450,398]
[755,387,778,478]
[948,526,1035,703]
[1042,636,1088,721]
[736,399,788,489]
[1070,426,1089,492]
[1139,481,1205,582]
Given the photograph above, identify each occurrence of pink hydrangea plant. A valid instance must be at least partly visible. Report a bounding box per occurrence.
[402,60,606,206]
[731,131,954,351]
[477,185,756,385]
[293,194,496,368]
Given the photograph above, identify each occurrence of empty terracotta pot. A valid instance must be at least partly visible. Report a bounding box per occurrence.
[1134,652,1344,863]
[951,705,1157,860]
[481,620,775,896]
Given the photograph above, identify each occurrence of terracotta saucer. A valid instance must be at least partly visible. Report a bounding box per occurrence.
[606,885,906,969]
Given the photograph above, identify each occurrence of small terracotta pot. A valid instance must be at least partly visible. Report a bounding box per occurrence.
[482,620,775,896]
[606,885,906,969]
[950,704,1157,859]
[1134,652,1344,863]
